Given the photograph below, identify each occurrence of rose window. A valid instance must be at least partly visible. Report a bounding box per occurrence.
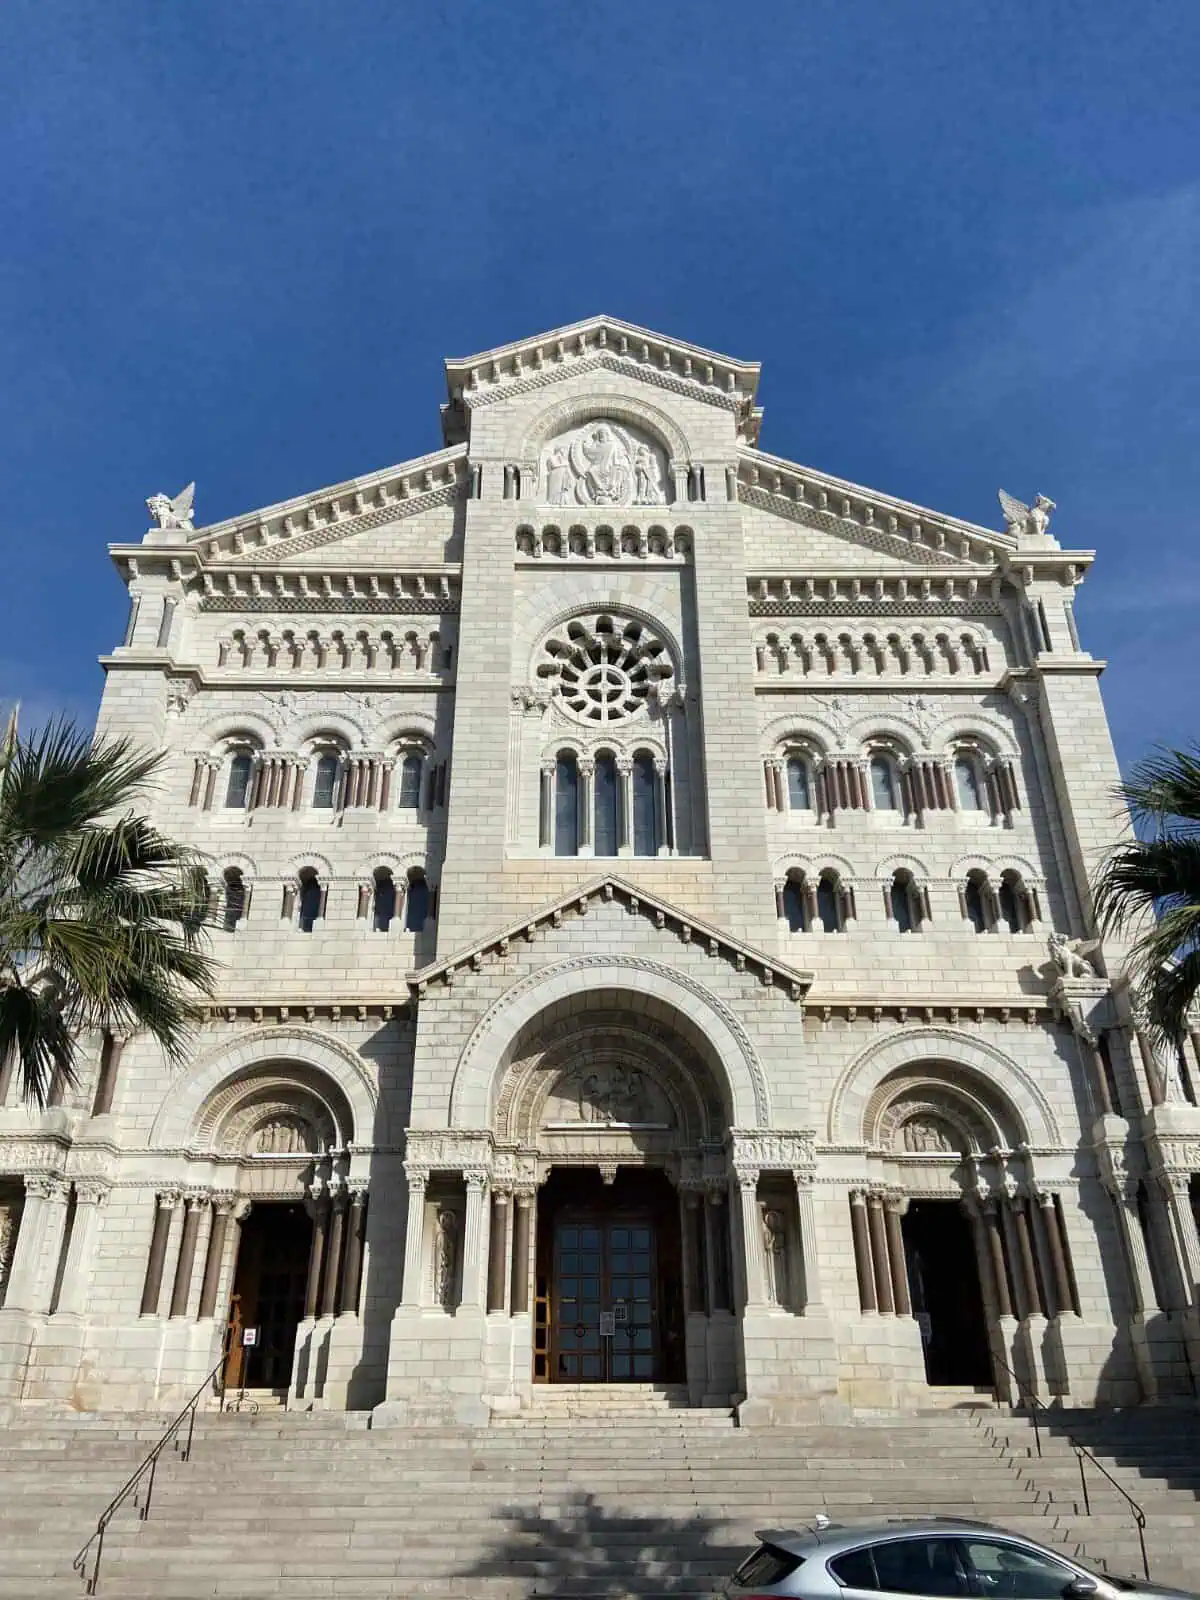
[536,613,674,724]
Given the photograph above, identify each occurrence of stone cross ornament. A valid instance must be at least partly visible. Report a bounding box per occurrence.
[146,482,196,531]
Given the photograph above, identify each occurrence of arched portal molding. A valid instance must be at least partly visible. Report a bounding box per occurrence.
[518,392,690,469]
[828,1026,1060,1149]
[448,956,770,1130]
[148,1025,384,1150]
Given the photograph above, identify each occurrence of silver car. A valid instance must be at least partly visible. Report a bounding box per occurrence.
[724,1517,1198,1599]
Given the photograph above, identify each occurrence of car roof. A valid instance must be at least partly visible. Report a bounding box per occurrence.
[755,1517,1015,1559]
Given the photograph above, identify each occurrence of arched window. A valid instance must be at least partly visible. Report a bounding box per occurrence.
[554,752,579,857]
[782,874,808,932]
[594,753,618,857]
[889,870,917,933]
[396,752,423,810]
[869,754,899,811]
[632,754,658,857]
[786,755,812,810]
[372,869,396,933]
[817,871,842,933]
[963,871,990,934]
[998,870,1032,933]
[312,753,341,810]
[405,870,430,932]
[954,754,985,812]
[297,869,323,933]
[222,867,247,932]
[225,752,253,809]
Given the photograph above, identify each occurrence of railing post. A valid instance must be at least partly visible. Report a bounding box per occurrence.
[1075,1443,1091,1516]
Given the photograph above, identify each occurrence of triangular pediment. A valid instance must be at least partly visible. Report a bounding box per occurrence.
[408,875,811,1001]
[440,316,763,446]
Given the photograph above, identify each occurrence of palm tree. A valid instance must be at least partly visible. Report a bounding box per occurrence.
[1094,745,1200,1045]
[0,716,216,1106]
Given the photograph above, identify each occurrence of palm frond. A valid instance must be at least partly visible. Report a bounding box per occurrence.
[1118,744,1200,828]
[0,721,164,844]
[0,980,75,1108]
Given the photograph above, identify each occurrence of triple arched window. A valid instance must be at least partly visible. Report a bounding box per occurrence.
[193,741,443,815]
[545,749,664,857]
[765,739,1022,824]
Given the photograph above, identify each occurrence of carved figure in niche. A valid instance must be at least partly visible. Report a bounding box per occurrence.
[146,483,195,530]
[1048,932,1101,979]
[0,1206,17,1300]
[761,1208,791,1307]
[433,1206,460,1309]
[633,443,663,504]
[546,447,571,506]
[998,489,1056,542]
[902,1117,958,1155]
[574,424,632,505]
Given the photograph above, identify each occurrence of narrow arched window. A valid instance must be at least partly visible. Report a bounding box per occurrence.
[964,872,989,933]
[223,868,247,932]
[594,753,618,857]
[955,754,984,811]
[889,871,916,933]
[998,872,1028,933]
[225,752,253,809]
[373,869,396,932]
[554,753,579,857]
[870,755,898,811]
[405,871,430,932]
[297,869,323,933]
[397,753,423,810]
[782,876,807,932]
[313,753,341,810]
[786,756,811,810]
[817,873,841,933]
[632,754,657,857]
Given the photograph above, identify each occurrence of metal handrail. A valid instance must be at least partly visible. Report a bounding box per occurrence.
[990,1349,1149,1580]
[72,1355,227,1594]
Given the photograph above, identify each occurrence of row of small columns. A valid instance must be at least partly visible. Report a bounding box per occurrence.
[848,1187,1077,1321]
[764,756,1019,819]
[139,1187,368,1321]
[1,1175,107,1317]
[538,756,671,855]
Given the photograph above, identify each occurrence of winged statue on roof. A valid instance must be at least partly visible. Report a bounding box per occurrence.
[146,482,195,531]
[998,489,1055,541]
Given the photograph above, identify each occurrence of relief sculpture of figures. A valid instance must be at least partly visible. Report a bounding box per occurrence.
[998,489,1055,542]
[540,420,667,507]
[146,482,195,530]
[761,1208,790,1307]
[575,1064,649,1123]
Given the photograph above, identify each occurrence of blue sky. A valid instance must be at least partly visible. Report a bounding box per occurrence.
[2,0,1196,767]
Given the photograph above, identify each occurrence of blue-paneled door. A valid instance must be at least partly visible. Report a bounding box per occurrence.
[550,1215,658,1381]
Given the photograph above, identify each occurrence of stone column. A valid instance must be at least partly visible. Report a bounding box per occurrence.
[849,1190,876,1312]
[653,758,670,855]
[538,762,555,850]
[866,1193,894,1314]
[578,758,595,856]
[735,1170,766,1309]
[682,1191,706,1314]
[400,1170,428,1306]
[91,1033,125,1116]
[706,1188,732,1312]
[616,756,633,853]
[487,1191,510,1313]
[1106,1179,1159,1315]
[198,1199,235,1319]
[510,1192,533,1314]
[981,1200,1014,1318]
[55,1182,108,1317]
[140,1192,179,1317]
[319,1190,347,1318]
[792,1170,824,1311]
[883,1195,911,1316]
[169,1196,205,1318]
[459,1172,489,1308]
[1158,1172,1200,1306]
[1037,1191,1076,1316]
[304,1195,329,1320]
[1010,1196,1046,1317]
[339,1189,368,1316]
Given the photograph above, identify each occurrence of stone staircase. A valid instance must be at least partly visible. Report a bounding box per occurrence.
[0,1396,1195,1598]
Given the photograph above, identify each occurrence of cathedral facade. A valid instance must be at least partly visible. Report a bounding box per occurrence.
[2,317,1198,1422]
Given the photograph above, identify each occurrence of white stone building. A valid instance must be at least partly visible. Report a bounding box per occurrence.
[2,316,1199,1423]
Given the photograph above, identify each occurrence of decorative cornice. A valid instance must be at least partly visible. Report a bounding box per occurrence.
[409,874,813,1001]
[748,571,1004,617]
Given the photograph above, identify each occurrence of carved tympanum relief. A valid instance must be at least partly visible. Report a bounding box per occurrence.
[540,421,669,508]
[249,1115,317,1156]
[542,1063,675,1127]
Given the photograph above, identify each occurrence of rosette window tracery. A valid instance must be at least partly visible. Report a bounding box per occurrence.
[537,613,673,725]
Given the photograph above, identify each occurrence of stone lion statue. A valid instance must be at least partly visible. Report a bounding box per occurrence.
[1048,931,1101,979]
